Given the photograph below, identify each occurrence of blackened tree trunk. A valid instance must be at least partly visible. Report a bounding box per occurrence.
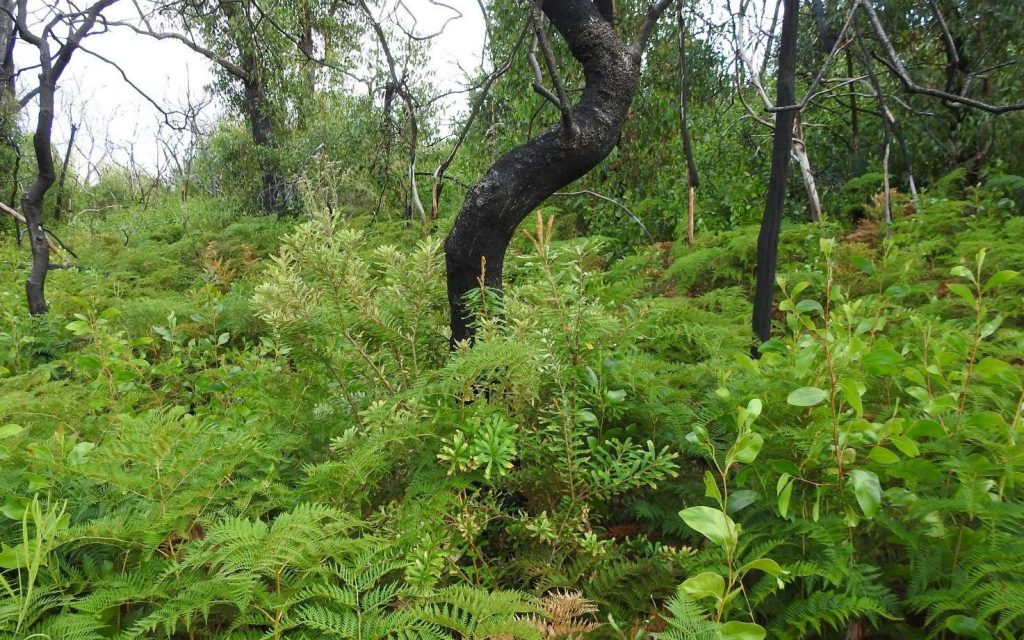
[0,0,15,97]
[242,74,286,216]
[23,98,55,314]
[54,122,78,220]
[444,0,670,345]
[751,0,798,347]
[13,0,117,314]
[677,2,699,247]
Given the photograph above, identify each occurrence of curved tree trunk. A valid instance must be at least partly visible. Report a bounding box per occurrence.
[445,0,664,345]
[23,78,58,315]
[752,0,798,347]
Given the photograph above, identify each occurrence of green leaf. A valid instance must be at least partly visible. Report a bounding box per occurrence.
[730,433,764,465]
[889,435,919,458]
[65,320,91,335]
[0,424,24,439]
[680,572,725,601]
[979,316,1003,339]
[1,496,29,520]
[974,358,1021,388]
[850,469,881,519]
[838,378,864,417]
[217,332,231,346]
[944,615,992,639]
[947,283,976,305]
[605,389,627,403]
[679,506,737,550]
[777,474,794,518]
[74,354,102,374]
[849,256,875,276]
[769,459,801,476]
[950,265,974,280]
[727,490,759,514]
[69,442,96,466]
[739,558,785,582]
[907,419,945,438]
[787,387,828,407]
[868,446,900,465]
[0,543,29,569]
[743,398,762,421]
[983,269,1018,292]
[795,299,824,315]
[718,621,766,640]
[863,349,903,375]
[704,471,723,504]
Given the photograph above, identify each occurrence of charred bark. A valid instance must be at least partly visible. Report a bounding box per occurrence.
[14,0,117,314]
[752,0,798,348]
[242,75,286,216]
[677,3,699,246]
[54,122,77,220]
[0,0,15,97]
[444,0,669,346]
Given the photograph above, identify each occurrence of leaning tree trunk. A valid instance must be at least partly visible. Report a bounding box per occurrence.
[23,77,59,315]
[445,0,660,345]
[792,114,820,222]
[751,0,798,347]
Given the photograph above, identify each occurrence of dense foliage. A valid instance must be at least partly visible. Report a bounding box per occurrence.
[2,0,1024,638]
[1,171,1022,638]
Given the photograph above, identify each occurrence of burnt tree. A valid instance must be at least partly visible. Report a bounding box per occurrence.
[445,0,672,346]
[13,0,119,314]
[751,0,798,347]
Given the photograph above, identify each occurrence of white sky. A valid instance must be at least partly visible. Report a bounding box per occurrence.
[13,0,486,177]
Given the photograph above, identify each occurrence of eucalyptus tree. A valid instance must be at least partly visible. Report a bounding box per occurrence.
[445,0,674,345]
[116,0,356,215]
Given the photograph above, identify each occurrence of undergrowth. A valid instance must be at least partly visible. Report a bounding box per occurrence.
[1,181,1022,639]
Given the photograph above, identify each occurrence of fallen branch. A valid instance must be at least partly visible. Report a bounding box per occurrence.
[0,201,74,260]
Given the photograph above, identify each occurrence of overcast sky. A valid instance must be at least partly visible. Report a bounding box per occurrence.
[13,0,486,176]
